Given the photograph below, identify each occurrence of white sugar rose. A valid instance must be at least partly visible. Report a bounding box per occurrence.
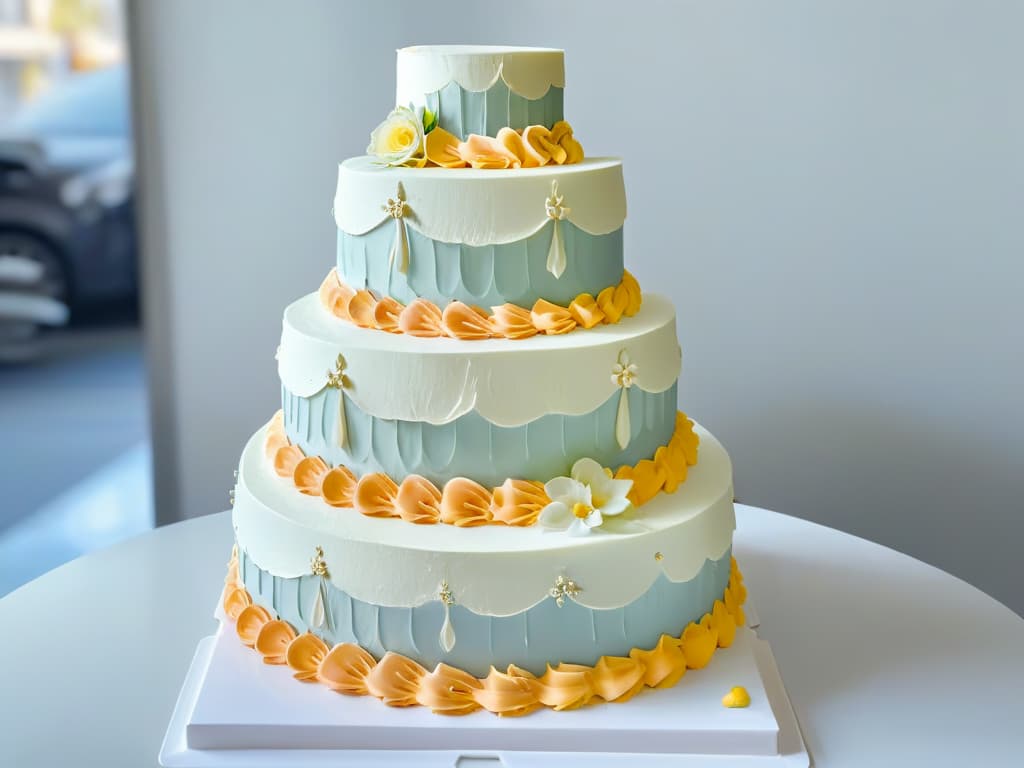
[367,106,425,166]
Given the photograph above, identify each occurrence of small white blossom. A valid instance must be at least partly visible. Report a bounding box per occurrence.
[538,458,633,537]
[611,350,638,388]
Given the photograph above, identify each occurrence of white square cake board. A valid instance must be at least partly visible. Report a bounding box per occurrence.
[160,604,808,768]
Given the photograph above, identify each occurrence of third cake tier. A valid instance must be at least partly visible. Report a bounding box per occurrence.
[279,291,680,486]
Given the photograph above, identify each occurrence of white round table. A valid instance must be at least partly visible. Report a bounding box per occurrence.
[1,505,1021,766]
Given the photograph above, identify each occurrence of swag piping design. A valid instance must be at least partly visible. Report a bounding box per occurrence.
[333,158,626,247]
[277,293,680,426]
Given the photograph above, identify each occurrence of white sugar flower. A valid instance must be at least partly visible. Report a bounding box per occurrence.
[538,457,634,537]
[367,106,425,166]
[611,351,638,388]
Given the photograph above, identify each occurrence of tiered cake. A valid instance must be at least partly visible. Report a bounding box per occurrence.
[224,45,744,716]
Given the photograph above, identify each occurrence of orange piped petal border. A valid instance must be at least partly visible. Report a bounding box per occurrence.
[222,549,747,716]
[317,269,642,341]
[263,411,700,527]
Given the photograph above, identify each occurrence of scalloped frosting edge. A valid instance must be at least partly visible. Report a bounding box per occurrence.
[396,47,565,101]
[265,409,700,526]
[319,268,642,340]
[220,546,747,716]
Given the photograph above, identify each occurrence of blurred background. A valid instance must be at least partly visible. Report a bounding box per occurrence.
[0,0,149,595]
[1,2,1021,616]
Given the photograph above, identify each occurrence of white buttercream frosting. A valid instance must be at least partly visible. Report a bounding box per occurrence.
[277,292,681,426]
[333,157,626,245]
[233,422,735,615]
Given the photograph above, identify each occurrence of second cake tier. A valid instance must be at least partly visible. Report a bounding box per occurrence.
[334,157,627,308]
[277,292,682,487]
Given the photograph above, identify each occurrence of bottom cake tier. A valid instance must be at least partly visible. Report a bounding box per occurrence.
[227,420,744,713]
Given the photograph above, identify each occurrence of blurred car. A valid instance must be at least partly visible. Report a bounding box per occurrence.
[0,65,136,344]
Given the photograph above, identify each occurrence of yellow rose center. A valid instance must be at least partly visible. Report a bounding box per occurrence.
[386,125,416,153]
[572,502,593,519]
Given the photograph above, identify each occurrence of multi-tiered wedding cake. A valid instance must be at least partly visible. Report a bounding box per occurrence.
[223,45,745,716]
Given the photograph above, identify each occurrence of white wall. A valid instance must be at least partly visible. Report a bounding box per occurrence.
[131,1,1023,615]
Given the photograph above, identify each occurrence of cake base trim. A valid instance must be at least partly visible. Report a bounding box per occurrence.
[319,268,642,340]
[265,409,699,525]
[221,547,747,716]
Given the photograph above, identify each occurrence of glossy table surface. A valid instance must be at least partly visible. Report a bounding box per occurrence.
[1,505,1022,767]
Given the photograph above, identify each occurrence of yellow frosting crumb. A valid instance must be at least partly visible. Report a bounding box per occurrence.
[722,686,751,708]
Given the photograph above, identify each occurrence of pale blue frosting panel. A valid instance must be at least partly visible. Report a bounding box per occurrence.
[424,81,564,140]
[281,383,679,487]
[240,547,732,678]
[337,221,624,308]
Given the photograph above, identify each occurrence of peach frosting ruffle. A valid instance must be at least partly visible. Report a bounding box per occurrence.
[220,549,747,716]
[318,268,642,341]
[263,409,700,526]
[420,120,584,170]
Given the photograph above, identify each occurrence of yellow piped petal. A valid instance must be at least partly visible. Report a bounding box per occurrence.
[725,582,747,627]
[373,295,404,333]
[620,270,642,316]
[627,459,667,507]
[256,619,298,665]
[265,432,288,462]
[591,655,647,702]
[568,293,606,329]
[416,663,484,715]
[596,285,624,324]
[236,604,273,647]
[457,134,521,169]
[474,665,542,717]
[521,125,554,165]
[318,270,356,321]
[318,643,377,695]
[490,478,549,526]
[712,599,738,648]
[364,652,427,707]
[398,298,444,337]
[442,301,493,340]
[676,413,700,465]
[440,477,493,526]
[396,474,442,524]
[424,126,466,168]
[536,663,594,711]
[267,409,285,437]
[722,686,751,708]
[273,444,304,478]
[287,632,330,682]
[491,303,539,339]
[561,134,585,164]
[353,473,399,518]
[530,298,577,335]
[321,465,357,508]
[293,456,329,496]
[629,634,687,688]
[222,585,251,620]
[348,290,377,328]
[495,127,535,167]
[681,619,718,670]
[656,440,688,494]
[224,556,239,587]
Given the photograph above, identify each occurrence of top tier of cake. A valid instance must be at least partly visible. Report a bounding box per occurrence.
[396,45,565,139]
